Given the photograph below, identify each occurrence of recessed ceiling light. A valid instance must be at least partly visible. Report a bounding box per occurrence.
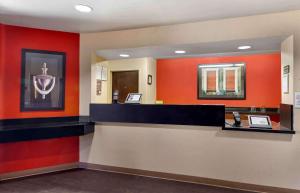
[75,4,93,13]
[238,45,252,50]
[175,50,186,54]
[120,54,130,58]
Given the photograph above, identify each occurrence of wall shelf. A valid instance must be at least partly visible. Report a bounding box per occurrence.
[0,116,94,143]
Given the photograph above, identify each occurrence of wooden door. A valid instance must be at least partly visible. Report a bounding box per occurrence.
[112,71,139,103]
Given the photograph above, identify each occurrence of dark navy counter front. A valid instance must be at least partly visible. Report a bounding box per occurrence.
[90,104,225,127]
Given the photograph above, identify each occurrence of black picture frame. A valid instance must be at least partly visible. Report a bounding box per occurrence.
[147,75,152,85]
[197,63,246,100]
[20,49,66,111]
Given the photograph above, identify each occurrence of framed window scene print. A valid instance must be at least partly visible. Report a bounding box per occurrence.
[21,49,66,111]
[198,63,246,100]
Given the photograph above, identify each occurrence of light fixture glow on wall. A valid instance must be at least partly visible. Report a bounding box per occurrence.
[238,45,251,50]
[75,4,93,13]
[175,50,186,54]
[120,54,130,58]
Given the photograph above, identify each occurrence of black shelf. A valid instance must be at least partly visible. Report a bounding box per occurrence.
[225,107,279,115]
[0,116,94,143]
[224,126,295,134]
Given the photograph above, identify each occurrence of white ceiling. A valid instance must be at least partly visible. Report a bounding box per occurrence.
[96,36,284,60]
[1,0,300,32]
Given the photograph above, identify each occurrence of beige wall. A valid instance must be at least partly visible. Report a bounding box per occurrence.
[80,10,300,115]
[91,61,109,103]
[145,57,156,104]
[281,36,294,105]
[91,57,156,104]
[80,124,297,189]
[80,10,300,190]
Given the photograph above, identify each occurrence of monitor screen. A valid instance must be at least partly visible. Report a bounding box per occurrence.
[125,93,142,104]
[250,117,269,125]
[248,115,272,128]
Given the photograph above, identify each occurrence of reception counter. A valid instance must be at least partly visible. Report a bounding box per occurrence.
[90,104,225,127]
[81,104,295,192]
[90,103,294,134]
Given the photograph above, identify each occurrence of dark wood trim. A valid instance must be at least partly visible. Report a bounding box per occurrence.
[90,104,225,127]
[20,49,66,112]
[280,104,294,131]
[79,162,300,193]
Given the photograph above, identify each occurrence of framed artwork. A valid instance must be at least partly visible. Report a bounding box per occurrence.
[198,63,246,100]
[95,65,108,96]
[95,65,108,81]
[20,49,66,111]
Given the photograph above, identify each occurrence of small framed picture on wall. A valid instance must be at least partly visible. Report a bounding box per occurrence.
[147,75,152,85]
[282,74,289,94]
[20,49,66,111]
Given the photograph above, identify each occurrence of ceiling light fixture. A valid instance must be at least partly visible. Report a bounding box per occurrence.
[238,45,252,50]
[175,50,186,54]
[75,4,93,13]
[120,54,130,58]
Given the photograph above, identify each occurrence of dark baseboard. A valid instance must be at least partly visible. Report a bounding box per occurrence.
[0,162,79,181]
[79,162,300,193]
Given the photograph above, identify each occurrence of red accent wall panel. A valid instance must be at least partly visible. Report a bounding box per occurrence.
[0,137,79,174]
[157,53,281,108]
[0,24,80,174]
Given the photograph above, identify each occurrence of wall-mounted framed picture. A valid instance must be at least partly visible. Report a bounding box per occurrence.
[95,65,108,81]
[147,75,152,85]
[282,74,289,94]
[20,49,66,111]
[198,63,246,100]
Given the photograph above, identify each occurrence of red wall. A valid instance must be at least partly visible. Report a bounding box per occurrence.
[0,24,3,95]
[0,137,78,174]
[157,53,281,108]
[0,24,79,118]
[0,24,79,174]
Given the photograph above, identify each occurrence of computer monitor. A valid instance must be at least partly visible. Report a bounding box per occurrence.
[248,115,272,128]
[125,93,142,104]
